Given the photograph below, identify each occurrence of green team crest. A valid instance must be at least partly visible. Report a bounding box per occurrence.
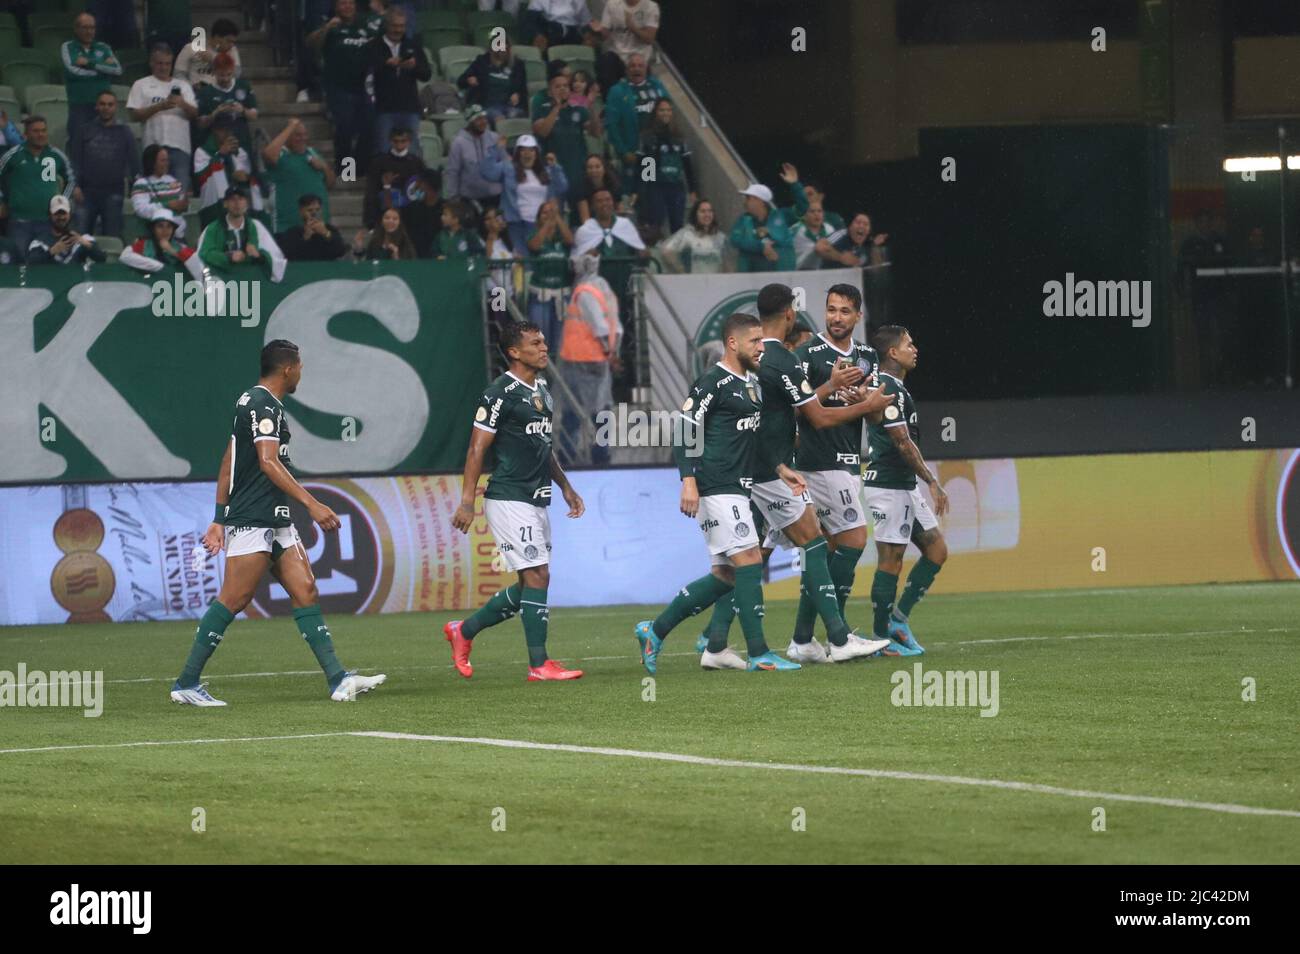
[692,291,758,377]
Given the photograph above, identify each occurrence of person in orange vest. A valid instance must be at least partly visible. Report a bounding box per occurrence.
[560,251,623,466]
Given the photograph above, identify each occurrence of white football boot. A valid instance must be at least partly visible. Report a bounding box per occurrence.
[700,647,748,671]
[330,670,388,701]
[828,632,892,662]
[785,638,830,664]
[170,683,227,707]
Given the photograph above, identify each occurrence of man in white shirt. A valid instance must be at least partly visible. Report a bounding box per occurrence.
[127,44,200,194]
[174,18,242,88]
[592,0,660,65]
[523,0,597,51]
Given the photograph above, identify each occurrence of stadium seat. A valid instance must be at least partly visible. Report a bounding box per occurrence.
[0,23,22,54]
[28,13,70,33]
[439,45,484,77]
[111,84,131,105]
[422,29,469,60]
[94,235,123,261]
[526,79,546,97]
[33,25,69,53]
[440,115,466,140]
[2,61,56,105]
[116,49,148,80]
[521,57,546,85]
[418,131,443,161]
[444,58,477,86]
[417,10,464,33]
[25,84,68,112]
[496,117,532,141]
[585,134,607,160]
[548,44,595,72]
[468,11,516,35]
[513,45,542,64]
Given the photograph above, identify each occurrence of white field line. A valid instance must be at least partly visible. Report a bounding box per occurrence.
[2,728,1296,820]
[355,731,1300,819]
[52,624,1288,686]
[0,732,352,755]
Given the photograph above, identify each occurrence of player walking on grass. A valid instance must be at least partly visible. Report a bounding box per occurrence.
[636,312,802,673]
[864,325,949,654]
[444,321,586,682]
[787,284,915,656]
[171,340,387,706]
[691,284,893,666]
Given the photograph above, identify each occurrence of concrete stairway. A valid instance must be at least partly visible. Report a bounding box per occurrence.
[188,0,365,234]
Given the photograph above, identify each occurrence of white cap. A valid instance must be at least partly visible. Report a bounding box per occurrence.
[49,194,71,214]
[514,134,539,150]
[738,183,773,205]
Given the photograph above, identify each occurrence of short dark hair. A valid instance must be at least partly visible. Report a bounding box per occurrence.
[260,339,301,377]
[149,42,173,58]
[142,143,165,174]
[803,177,825,196]
[23,114,46,129]
[721,312,761,344]
[417,168,442,191]
[547,60,568,80]
[872,324,911,361]
[390,126,412,140]
[96,90,117,101]
[211,18,239,37]
[756,283,795,319]
[298,193,322,208]
[826,283,862,312]
[500,320,542,358]
[443,198,470,225]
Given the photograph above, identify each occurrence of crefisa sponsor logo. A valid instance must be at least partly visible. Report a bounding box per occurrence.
[49,884,151,934]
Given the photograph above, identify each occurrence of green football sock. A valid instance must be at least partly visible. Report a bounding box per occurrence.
[791,584,818,644]
[733,563,770,658]
[653,573,733,639]
[830,545,864,619]
[177,600,234,688]
[871,570,899,640]
[801,537,850,646]
[520,587,550,667]
[896,557,942,619]
[704,594,736,653]
[463,583,521,638]
[295,604,346,689]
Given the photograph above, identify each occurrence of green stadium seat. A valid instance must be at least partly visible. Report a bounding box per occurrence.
[25,84,68,111]
[2,61,56,105]
[526,79,546,97]
[116,50,148,80]
[0,97,20,126]
[94,235,124,260]
[418,131,443,161]
[29,13,72,33]
[0,23,22,54]
[110,84,131,105]
[440,115,466,141]
[417,10,464,33]
[513,45,542,63]
[444,58,477,85]
[585,134,606,159]
[521,57,546,84]
[438,45,484,76]
[496,117,532,141]
[34,25,69,52]
[547,44,595,72]
[422,29,469,61]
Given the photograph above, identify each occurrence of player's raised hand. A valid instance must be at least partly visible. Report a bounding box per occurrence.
[829,359,866,392]
[563,486,585,518]
[929,479,950,517]
[777,465,806,497]
[201,522,224,554]
[679,478,700,518]
[451,501,474,534]
[308,499,340,532]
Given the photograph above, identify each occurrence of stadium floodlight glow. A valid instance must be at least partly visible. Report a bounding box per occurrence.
[1222,156,1300,172]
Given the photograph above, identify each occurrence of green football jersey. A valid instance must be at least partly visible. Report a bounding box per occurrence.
[795,334,879,473]
[676,362,763,497]
[221,385,292,528]
[864,372,920,490]
[753,339,815,484]
[475,371,555,505]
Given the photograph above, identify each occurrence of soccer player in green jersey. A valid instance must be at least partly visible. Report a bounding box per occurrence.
[171,340,387,706]
[445,321,587,682]
[693,284,894,667]
[863,325,950,655]
[787,284,884,652]
[635,313,802,673]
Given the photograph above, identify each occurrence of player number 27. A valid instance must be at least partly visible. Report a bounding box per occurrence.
[520,526,533,543]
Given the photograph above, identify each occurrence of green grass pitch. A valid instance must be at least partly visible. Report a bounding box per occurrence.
[1,581,1296,864]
